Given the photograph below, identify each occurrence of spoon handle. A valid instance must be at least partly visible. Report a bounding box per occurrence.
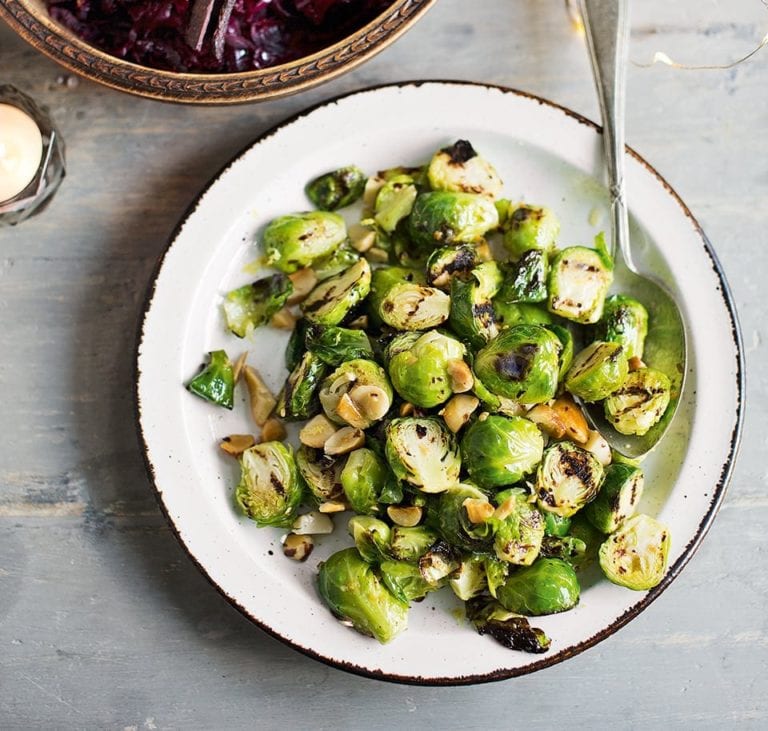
[579,0,631,266]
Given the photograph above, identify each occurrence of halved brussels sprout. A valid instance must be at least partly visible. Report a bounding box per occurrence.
[543,512,572,538]
[474,325,562,404]
[305,324,374,366]
[449,261,503,348]
[540,535,587,564]
[466,598,551,653]
[407,191,499,249]
[285,319,309,371]
[276,351,327,421]
[599,514,670,590]
[223,274,293,337]
[374,174,418,233]
[263,211,346,273]
[535,441,604,518]
[496,250,549,304]
[305,165,366,211]
[341,447,391,515]
[494,301,554,330]
[186,350,235,410]
[436,484,494,552]
[295,445,344,503]
[596,294,649,360]
[565,341,629,403]
[461,415,544,488]
[585,463,644,534]
[383,331,423,365]
[235,442,303,528]
[418,540,460,584]
[427,140,503,199]
[501,204,560,261]
[385,417,461,493]
[390,526,439,563]
[317,548,408,643]
[449,555,488,600]
[604,367,672,436]
[312,244,361,281]
[378,282,451,331]
[380,560,438,603]
[388,330,467,408]
[492,489,545,566]
[426,244,480,290]
[301,258,371,326]
[496,558,580,615]
[548,245,613,324]
[319,359,393,429]
[348,516,391,563]
[546,324,574,379]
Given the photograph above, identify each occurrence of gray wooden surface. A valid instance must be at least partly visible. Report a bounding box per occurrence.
[1,0,766,727]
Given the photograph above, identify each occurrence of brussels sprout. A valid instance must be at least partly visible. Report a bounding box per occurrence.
[501,204,560,261]
[383,331,423,365]
[496,250,549,304]
[186,350,235,409]
[306,165,367,211]
[449,261,503,348]
[305,324,374,366]
[546,324,574,379]
[596,294,649,360]
[235,442,303,528]
[319,359,393,429]
[317,548,408,643]
[341,447,391,515]
[369,265,423,308]
[449,555,488,600]
[494,301,554,329]
[285,318,309,371]
[496,558,580,615]
[312,244,361,281]
[604,367,672,436]
[492,489,545,566]
[585,463,645,534]
[540,535,587,564]
[374,174,418,233]
[535,441,604,518]
[301,258,371,326]
[295,445,344,503]
[379,282,451,331]
[426,244,480,290]
[263,211,346,273]
[380,560,438,602]
[436,484,495,552]
[466,598,551,653]
[385,417,461,493]
[407,191,500,249]
[418,540,460,583]
[568,513,604,570]
[461,415,544,488]
[348,516,391,563]
[543,512,572,537]
[484,556,510,598]
[222,274,293,337]
[474,325,561,404]
[599,514,671,590]
[427,140,504,199]
[548,245,613,324]
[390,526,439,562]
[388,330,467,408]
[565,341,629,402]
[276,351,327,421]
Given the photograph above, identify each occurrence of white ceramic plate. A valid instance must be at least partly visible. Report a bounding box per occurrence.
[136,82,743,684]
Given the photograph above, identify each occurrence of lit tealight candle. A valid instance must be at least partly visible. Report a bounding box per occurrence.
[0,103,44,202]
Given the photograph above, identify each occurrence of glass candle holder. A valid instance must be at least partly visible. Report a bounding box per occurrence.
[0,85,66,227]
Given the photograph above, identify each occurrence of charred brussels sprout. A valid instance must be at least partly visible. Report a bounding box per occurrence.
[599,514,670,590]
[374,174,418,233]
[436,485,495,553]
[426,245,480,290]
[319,359,393,429]
[596,294,649,360]
[461,415,544,488]
[223,274,293,337]
[604,367,672,436]
[540,535,587,564]
[285,319,309,371]
[494,301,554,329]
[276,351,327,421]
[264,211,346,273]
[535,441,604,518]
[348,516,391,563]
[496,250,549,304]
[311,244,360,281]
[317,548,408,643]
[341,447,391,515]
[235,442,302,527]
[449,261,503,348]
[419,540,460,583]
[390,526,439,562]
[585,463,644,534]
[565,341,629,402]
[305,324,373,366]
[385,418,461,493]
[301,258,371,326]
[474,325,561,404]
[548,244,613,323]
[497,558,580,615]
[380,561,438,602]
[466,598,551,653]
[427,140,503,199]
[186,350,235,409]
[379,282,450,331]
[369,265,424,314]
[449,555,488,600]
[501,204,560,261]
[295,445,343,502]
[388,331,467,408]
[407,191,499,249]
[493,489,545,565]
[306,166,366,211]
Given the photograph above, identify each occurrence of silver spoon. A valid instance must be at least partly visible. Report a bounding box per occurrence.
[579,0,687,458]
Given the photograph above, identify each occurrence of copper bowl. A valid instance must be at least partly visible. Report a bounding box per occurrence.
[0,0,434,104]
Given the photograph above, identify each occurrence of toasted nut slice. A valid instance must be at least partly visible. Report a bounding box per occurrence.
[399,402,415,417]
[349,223,377,253]
[493,497,517,521]
[292,511,334,535]
[219,434,256,457]
[282,533,314,561]
[463,497,494,524]
[366,247,389,263]
[347,314,369,330]
[526,404,567,439]
[324,427,365,456]
[244,365,277,427]
[478,411,489,422]
[349,384,390,422]
[287,267,318,305]
[299,414,338,448]
[431,272,451,289]
[447,360,474,393]
[628,356,646,372]
[442,394,480,433]
[261,417,287,442]
[270,307,298,330]
[583,428,612,466]
[336,393,368,429]
[318,500,348,514]
[232,352,248,383]
[498,397,525,417]
[387,505,423,527]
[551,395,589,444]
[362,175,385,212]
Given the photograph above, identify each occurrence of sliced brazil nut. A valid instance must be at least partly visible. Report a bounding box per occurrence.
[287,267,318,305]
[261,416,287,442]
[442,394,479,433]
[463,497,494,523]
[291,511,334,535]
[282,533,314,561]
[349,384,390,422]
[219,434,256,457]
[243,365,277,427]
[447,359,474,393]
[299,414,338,448]
[324,426,365,456]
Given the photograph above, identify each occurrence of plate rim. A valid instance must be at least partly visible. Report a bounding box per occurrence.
[133,80,745,686]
